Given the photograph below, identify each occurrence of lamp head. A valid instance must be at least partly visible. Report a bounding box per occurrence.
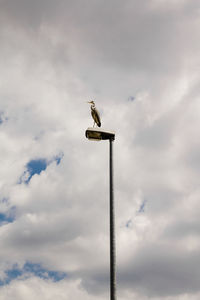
[85,128,115,141]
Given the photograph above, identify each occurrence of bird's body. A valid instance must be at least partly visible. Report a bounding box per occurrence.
[88,101,101,127]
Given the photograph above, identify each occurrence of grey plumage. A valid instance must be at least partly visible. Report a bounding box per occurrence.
[88,101,101,127]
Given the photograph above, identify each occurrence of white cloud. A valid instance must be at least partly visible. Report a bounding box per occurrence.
[0,277,106,300]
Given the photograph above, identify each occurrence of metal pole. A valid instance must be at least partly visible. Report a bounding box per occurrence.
[109,138,116,300]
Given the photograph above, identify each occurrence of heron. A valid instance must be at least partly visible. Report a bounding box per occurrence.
[88,101,101,127]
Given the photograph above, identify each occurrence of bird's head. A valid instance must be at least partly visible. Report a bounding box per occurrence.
[87,101,95,105]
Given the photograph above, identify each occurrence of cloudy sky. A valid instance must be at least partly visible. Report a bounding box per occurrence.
[0,0,200,299]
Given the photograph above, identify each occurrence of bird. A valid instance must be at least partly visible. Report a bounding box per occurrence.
[88,101,101,127]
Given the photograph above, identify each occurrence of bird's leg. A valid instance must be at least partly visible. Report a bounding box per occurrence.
[93,120,95,127]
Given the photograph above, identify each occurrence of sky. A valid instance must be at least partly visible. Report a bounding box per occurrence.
[0,0,200,299]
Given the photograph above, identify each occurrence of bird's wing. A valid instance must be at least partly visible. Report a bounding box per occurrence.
[92,109,101,127]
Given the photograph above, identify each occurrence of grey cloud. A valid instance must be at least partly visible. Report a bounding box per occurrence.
[79,268,109,296]
[164,220,200,239]
[133,113,176,149]
[72,241,200,298]
[0,0,58,28]
[119,244,200,297]
[1,0,199,75]
[143,186,182,215]
[0,0,198,104]
[183,143,200,174]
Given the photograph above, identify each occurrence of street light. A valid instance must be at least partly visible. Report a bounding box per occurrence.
[85,127,116,300]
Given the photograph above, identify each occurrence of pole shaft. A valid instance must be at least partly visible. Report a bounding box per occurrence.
[109,138,116,300]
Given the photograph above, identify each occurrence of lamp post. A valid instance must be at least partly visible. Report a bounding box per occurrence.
[85,127,116,300]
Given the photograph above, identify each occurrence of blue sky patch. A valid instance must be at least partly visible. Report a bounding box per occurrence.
[0,213,14,224]
[0,111,8,124]
[19,153,64,184]
[27,159,47,177]
[0,207,16,225]
[24,262,67,281]
[19,159,48,184]
[0,262,67,286]
[0,111,4,124]
[125,219,133,228]
[4,267,22,284]
[138,200,147,213]
[128,96,135,102]
[50,152,64,166]
[54,153,63,165]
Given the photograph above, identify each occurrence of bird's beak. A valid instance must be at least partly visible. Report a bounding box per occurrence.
[87,101,92,104]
